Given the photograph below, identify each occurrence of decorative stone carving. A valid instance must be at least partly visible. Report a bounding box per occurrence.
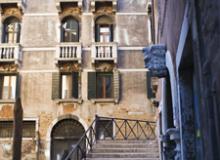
[143,44,167,78]
[1,7,22,22]
[90,0,117,13]
[0,64,18,73]
[58,62,80,72]
[95,62,114,72]
[0,0,25,13]
[59,7,81,20]
[56,0,82,13]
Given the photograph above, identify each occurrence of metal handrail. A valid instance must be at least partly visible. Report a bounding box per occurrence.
[64,115,156,160]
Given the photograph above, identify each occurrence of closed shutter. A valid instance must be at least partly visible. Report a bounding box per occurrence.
[113,70,120,103]
[95,25,100,42]
[52,72,60,100]
[88,72,96,99]
[0,75,3,99]
[72,72,79,99]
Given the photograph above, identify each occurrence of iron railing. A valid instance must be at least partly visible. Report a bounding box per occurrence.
[64,115,156,160]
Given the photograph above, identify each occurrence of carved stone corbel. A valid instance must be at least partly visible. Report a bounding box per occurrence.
[143,44,168,78]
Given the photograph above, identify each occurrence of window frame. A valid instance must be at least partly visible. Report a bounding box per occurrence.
[61,16,80,43]
[0,74,17,101]
[2,16,21,44]
[0,119,37,139]
[60,72,79,100]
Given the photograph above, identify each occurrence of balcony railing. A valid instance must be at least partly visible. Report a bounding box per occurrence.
[91,42,117,63]
[0,43,22,64]
[55,43,82,63]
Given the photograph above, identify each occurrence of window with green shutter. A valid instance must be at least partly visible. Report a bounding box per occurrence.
[52,72,79,100]
[88,71,120,102]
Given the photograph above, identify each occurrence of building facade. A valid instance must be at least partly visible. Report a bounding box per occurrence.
[0,0,156,160]
[145,0,220,160]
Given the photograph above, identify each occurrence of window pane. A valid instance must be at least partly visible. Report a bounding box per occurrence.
[2,76,17,99]
[61,75,73,99]
[62,18,79,42]
[96,73,113,98]
[100,26,111,42]
[0,121,36,138]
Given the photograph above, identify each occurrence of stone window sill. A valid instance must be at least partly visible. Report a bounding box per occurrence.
[0,99,16,104]
[56,98,83,104]
[91,98,117,104]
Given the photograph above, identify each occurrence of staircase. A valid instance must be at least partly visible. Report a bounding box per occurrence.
[63,116,158,160]
[86,140,159,160]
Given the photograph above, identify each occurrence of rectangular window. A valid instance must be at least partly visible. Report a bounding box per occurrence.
[0,121,36,138]
[61,72,78,99]
[0,75,17,100]
[96,72,113,98]
[100,26,111,42]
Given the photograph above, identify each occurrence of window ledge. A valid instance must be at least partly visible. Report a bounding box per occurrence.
[0,99,16,104]
[56,98,83,104]
[91,98,117,104]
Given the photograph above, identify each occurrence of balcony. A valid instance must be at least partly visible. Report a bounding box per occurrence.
[0,0,26,10]
[90,0,117,12]
[91,42,117,64]
[55,0,83,12]
[0,43,22,64]
[55,43,82,64]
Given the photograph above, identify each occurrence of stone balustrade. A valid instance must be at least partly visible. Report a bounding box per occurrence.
[91,42,117,64]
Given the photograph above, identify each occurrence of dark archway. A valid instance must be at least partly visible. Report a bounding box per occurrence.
[51,119,85,160]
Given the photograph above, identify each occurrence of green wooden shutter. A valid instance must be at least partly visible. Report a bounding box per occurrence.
[52,72,60,100]
[72,72,79,99]
[95,25,100,42]
[0,75,3,99]
[110,25,114,42]
[88,72,96,99]
[113,70,120,103]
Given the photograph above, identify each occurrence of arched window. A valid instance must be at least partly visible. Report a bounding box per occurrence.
[3,17,21,43]
[61,17,79,42]
[95,15,114,42]
[51,119,85,160]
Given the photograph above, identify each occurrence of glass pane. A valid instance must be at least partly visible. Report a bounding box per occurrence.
[62,18,79,42]
[61,75,72,99]
[100,26,111,42]
[96,73,113,98]
[2,76,17,99]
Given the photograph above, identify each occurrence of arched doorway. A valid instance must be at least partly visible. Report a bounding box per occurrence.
[51,119,85,160]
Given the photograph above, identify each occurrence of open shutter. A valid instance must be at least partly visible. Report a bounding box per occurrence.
[72,72,79,99]
[52,72,60,100]
[0,75,3,99]
[110,25,114,42]
[88,72,96,99]
[113,70,120,103]
[15,74,20,99]
[95,25,100,42]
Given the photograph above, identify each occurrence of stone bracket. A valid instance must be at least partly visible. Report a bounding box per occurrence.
[143,44,168,78]
[90,0,117,13]
[56,0,83,12]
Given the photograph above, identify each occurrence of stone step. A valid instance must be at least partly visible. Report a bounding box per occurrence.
[95,143,158,148]
[87,153,159,158]
[91,148,159,153]
[97,140,158,145]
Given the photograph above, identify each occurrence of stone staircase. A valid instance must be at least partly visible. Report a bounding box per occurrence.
[86,140,159,160]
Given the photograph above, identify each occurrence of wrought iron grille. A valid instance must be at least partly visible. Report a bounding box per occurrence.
[64,115,156,160]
